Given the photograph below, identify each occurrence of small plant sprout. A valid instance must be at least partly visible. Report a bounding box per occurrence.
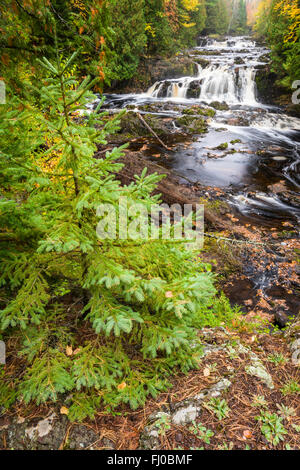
[281,380,300,396]
[292,424,300,433]
[188,421,214,444]
[205,397,230,420]
[256,411,287,446]
[154,413,171,436]
[267,353,287,366]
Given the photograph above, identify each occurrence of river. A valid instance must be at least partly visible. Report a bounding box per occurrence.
[100,36,300,228]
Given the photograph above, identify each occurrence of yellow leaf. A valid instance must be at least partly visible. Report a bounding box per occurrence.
[66,345,73,356]
[60,406,69,415]
[243,430,253,440]
[117,382,127,390]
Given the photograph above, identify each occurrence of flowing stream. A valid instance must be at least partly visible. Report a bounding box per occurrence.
[100,36,300,227]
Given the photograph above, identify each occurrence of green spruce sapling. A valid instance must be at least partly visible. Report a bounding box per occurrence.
[0,48,238,420]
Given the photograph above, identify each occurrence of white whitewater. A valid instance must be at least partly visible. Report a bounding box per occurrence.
[207,38,256,50]
[103,35,300,225]
[147,64,258,106]
[199,65,257,105]
[252,113,300,132]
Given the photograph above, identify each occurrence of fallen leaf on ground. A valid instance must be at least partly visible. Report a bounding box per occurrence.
[118,382,127,390]
[243,430,253,440]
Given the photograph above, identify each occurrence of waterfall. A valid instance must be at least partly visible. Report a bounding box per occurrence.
[199,65,236,103]
[147,76,195,100]
[199,65,257,105]
[147,81,164,98]
[237,67,257,105]
[103,34,300,229]
[167,80,191,99]
[147,64,258,105]
[207,37,256,50]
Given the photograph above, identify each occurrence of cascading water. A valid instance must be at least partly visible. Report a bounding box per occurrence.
[199,65,257,105]
[102,35,300,224]
[147,63,258,105]
[147,76,197,100]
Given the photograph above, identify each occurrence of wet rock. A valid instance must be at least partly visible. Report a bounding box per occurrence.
[197,36,209,47]
[186,80,201,99]
[255,67,286,105]
[255,63,268,70]
[191,50,222,56]
[210,101,230,111]
[215,142,228,150]
[215,127,228,132]
[285,103,300,119]
[182,105,215,117]
[137,102,181,114]
[226,116,249,126]
[176,115,208,134]
[118,111,172,139]
[192,57,210,68]
[234,57,245,65]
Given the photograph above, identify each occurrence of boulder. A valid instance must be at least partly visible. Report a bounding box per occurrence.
[234,57,245,65]
[118,111,173,139]
[176,115,208,134]
[186,80,201,99]
[210,101,230,111]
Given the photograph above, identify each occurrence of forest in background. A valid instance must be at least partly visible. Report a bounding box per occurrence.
[1,1,298,95]
[0,0,249,91]
[254,0,300,89]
